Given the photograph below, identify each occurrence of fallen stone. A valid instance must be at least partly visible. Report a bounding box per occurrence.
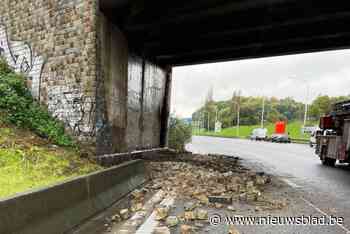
[208,196,232,204]
[131,203,143,212]
[239,193,246,201]
[152,183,162,190]
[195,194,209,205]
[120,209,130,220]
[223,171,233,177]
[177,214,186,223]
[246,181,255,189]
[184,201,196,211]
[246,193,256,202]
[194,222,204,228]
[195,209,208,220]
[180,225,195,234]
[155,206,169,220]
[184,211,196,221]
[255,176,266,185]
[166,216,179,227]
[153,226,171,234]
[111,214,121,222]
[229,225,240,234]
[227,206,236,211]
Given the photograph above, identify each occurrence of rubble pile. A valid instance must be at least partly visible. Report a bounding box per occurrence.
[148,160,278,208]
[107,154,289,233]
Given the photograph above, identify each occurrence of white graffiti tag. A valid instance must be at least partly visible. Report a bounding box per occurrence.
[0,24,44,99]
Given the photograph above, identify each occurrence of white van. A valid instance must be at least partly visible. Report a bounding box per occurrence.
[250,128,268,141]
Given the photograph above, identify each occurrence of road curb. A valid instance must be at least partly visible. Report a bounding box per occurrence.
[0,160,148,234]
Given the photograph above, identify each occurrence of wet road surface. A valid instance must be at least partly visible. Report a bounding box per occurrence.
[187,136,350,233]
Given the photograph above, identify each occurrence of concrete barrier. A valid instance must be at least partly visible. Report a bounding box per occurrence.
[0,160,148,234]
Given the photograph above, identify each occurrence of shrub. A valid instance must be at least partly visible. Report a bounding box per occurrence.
[168,117,192,152]
[0,59,74,146]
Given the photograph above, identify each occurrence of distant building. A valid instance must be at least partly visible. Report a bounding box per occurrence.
[182,118,192,125]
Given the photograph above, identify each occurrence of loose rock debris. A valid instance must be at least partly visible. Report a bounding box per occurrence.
[107,154,289,233]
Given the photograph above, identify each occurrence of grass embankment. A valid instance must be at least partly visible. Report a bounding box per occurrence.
[193,121,312,140]
[0,60,102,198]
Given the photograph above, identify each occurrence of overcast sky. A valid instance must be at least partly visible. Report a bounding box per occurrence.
[171,49,350,118]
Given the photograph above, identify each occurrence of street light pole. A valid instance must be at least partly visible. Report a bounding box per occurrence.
[261,96,265,128]
[207,112,210,131]
[236,104,240,136]
[303,83,310,127]
[287,75,310,128]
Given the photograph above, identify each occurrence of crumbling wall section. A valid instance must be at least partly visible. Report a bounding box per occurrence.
[0,0,98,141]
[97,11,169,155]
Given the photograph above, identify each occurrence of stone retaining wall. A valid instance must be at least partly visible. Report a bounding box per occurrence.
[0,1,172,155]
[0,0,98,141]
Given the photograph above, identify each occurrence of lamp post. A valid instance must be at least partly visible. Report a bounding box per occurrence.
[261,96,265,128]
[288,75,310,127]
[236,101,240,137]
[303,83,310,127]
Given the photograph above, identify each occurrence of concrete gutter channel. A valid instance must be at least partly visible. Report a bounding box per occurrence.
[0,159,148,234]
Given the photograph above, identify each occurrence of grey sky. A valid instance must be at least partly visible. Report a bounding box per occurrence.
[171,49,350,118]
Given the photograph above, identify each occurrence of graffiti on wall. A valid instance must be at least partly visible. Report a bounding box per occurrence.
[47,84,95,138]
[0,24,45,99]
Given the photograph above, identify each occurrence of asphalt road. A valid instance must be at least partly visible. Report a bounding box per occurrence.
[187,136,350,233]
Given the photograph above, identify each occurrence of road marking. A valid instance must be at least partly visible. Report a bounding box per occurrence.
[282,178,302,189]
[283,178,350,233]
[301,197,350,234]
[135,197,174,234]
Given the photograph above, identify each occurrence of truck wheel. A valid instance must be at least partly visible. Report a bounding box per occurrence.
[321,157,336,166]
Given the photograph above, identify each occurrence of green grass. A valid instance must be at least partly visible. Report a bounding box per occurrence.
[0,59,102,198]
[193,121,314,140]
[0,126,102,198]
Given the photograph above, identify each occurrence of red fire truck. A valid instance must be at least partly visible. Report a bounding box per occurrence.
[315,100,350,166]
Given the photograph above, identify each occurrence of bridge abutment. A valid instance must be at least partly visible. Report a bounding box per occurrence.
[0,0,171,155]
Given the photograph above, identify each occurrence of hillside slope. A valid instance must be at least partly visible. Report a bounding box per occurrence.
[0,60,101,198]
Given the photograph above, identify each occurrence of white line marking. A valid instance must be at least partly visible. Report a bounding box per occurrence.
[136,197,174,234]
[282,178,302,188]
[301,197,350,234]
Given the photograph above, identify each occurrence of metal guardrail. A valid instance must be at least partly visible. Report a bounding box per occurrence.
[194,133,310,144]
[290,138,309,144]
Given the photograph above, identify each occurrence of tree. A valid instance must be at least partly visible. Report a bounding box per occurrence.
[192,93,350,128]
[309,95,331,120]
[168,117,192,152]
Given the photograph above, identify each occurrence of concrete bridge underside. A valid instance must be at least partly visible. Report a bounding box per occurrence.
[101,0,350,66]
